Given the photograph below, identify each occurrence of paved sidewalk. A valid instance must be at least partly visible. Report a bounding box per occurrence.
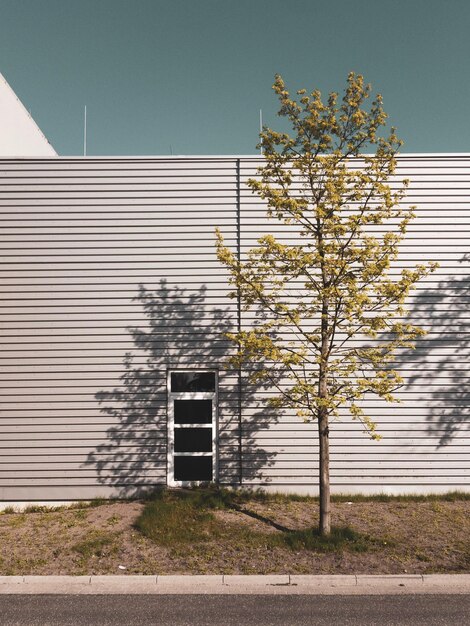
[0,574,469,595]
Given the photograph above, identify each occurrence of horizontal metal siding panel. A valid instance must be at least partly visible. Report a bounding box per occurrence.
[238,155,470,492]
[1,155,469,498]
[0,158,239,497]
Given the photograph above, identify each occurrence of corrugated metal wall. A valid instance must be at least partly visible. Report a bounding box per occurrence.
[0,155,468,499]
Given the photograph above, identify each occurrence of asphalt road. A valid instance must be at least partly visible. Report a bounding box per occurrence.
[0,594,469,625]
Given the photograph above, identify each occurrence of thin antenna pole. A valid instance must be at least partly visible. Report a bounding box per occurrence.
[259,109,263,155]
[84,106,87,156]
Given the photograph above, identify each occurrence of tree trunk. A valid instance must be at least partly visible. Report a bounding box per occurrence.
[318,282,331,535]
[318,407,331,535]
[318,235,331,535]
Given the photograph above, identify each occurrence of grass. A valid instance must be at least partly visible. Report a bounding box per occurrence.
[278,525,382,553]
[329,491,470,503]
[135,490,226,546]
[72,531,119,559]
[2,490,467,517]
[0,497,116,516]
[0,489,468,574]
[135,488,382,554]
[1,506,16,515]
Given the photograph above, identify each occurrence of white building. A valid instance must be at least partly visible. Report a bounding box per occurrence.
[0,80,468,500]
[0,73,56,157]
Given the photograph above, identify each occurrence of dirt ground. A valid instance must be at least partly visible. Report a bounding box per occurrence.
[0,498,468,575]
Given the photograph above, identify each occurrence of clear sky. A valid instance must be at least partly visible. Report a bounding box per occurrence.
[1,0,469,156]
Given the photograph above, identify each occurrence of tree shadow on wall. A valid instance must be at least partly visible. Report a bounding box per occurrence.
[85,280,279,497]
[402,254,470,447]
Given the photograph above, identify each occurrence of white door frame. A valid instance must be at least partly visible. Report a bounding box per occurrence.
[167,370,218,487]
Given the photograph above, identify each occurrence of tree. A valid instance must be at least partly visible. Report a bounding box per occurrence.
[216,73,437,535]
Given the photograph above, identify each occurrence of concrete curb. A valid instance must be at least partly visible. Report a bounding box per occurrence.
[0,574,469,595]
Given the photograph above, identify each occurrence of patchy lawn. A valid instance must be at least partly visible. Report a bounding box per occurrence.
[0,490,468,575]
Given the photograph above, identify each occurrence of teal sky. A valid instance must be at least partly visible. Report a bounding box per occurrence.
[1,0,469,155]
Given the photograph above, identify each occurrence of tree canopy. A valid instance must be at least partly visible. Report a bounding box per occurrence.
[216,72,437,533]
